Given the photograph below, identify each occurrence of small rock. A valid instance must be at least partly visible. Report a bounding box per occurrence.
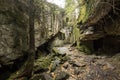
[60,56,70,63]
[74,67,80,75]
[71,60,86,67]
[55,71,69,80]
[93,56,107,59]
[50,63,57,72]
[63,62,69,69]
[30,73,52,80]
[84,57,95,63]
[80,63,86,67]
[53,57,61,66]
[68,60,75,65]
[106,63,115,70]
[50,58,61,72]
[72,61,80,67]
[53,47,69,55]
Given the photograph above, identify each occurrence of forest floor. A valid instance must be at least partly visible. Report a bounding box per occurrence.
[31,45,120,80]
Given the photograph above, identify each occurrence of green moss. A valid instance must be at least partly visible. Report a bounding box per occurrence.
[73,27,80,40]
[35,56,52,70]
[77,45,91,54]
[60,55,70,62]
[72,26,81,47]
[52,47,59,54]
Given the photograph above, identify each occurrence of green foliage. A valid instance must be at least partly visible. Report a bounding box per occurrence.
[77,45,91,54]
[65,0,78,27]
[73,26,80,41]
[60,55,70,62]
[35,56,52,70]
[77,0,97,23]
[52,47,59,55]
[77,0,88,23]
[65,0,77,16]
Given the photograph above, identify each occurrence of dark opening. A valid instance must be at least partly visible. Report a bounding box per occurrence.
[93,38,103,52]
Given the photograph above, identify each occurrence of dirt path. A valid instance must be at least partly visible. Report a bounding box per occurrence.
[31,45,120,80]
[52,45,120,80]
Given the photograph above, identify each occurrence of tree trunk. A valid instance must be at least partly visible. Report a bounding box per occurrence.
[27,0,35,77]
[8,0,35,79]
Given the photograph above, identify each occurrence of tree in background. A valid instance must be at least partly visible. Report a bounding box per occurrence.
[65,0,80,46]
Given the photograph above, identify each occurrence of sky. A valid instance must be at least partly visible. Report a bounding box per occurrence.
[47,0,65,8]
